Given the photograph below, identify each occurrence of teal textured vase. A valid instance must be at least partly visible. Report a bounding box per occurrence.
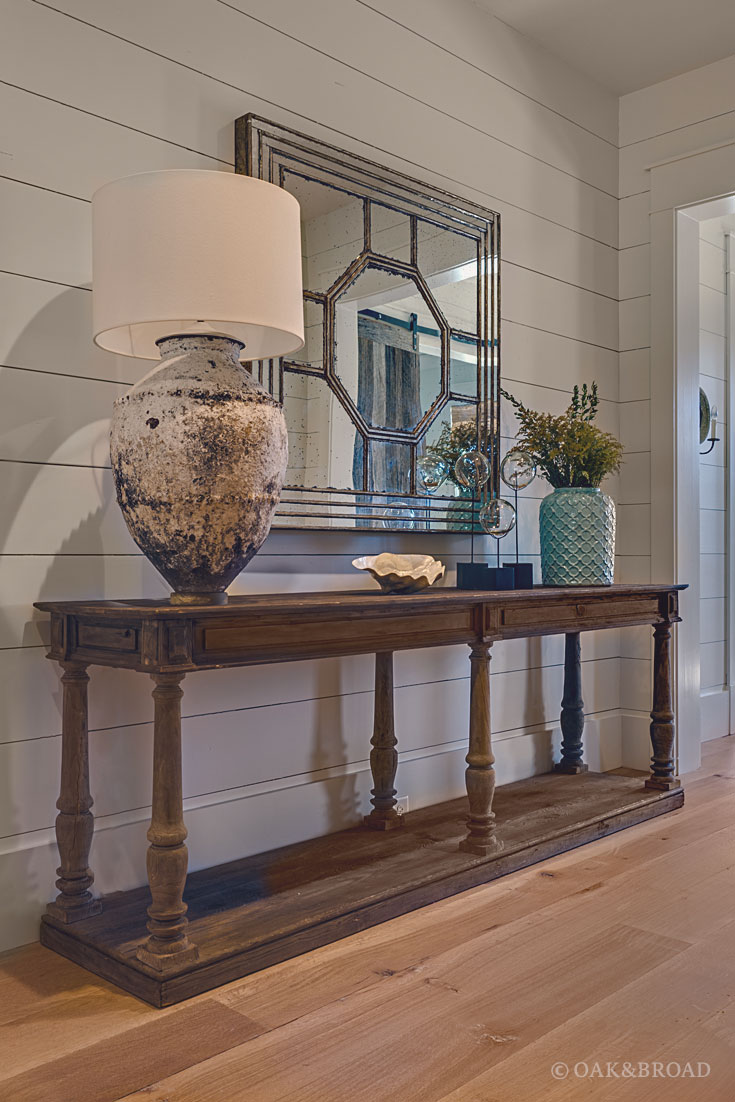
[539,487,615,586]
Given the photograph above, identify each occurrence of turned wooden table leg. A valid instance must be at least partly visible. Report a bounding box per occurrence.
[136,672,199,970]
[460,643,502,855]
[46,661,102,923]
[364,651,403,830]
[554,632,588,774]
[646,621,681,791]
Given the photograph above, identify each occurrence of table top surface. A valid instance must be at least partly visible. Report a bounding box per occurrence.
[35,582,687,620]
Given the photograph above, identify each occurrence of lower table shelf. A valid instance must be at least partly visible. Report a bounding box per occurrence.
[41,770,683,1007]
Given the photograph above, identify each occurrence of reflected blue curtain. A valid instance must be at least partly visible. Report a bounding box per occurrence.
[352,314,421,501]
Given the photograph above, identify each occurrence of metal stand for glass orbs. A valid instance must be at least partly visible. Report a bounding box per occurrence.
[500,449,537,589]
[479,497,516,589]
[454,449,491,589]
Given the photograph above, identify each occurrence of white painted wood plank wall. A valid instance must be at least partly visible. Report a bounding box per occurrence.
[618,54,735,766]
[0,0,626,951]
[698,222,728,734]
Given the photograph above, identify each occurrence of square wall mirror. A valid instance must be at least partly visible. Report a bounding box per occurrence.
[235,114,500,532]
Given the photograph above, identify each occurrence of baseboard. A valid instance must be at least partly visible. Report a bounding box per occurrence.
[701,688,730,741]
[620,711,653,772]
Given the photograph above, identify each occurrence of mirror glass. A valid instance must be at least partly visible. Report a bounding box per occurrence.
[237,116,500,530]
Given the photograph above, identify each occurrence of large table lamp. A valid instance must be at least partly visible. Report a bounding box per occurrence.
[92,170,304,604]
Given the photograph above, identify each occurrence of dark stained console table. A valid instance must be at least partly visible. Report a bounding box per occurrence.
[35,583,685,1005]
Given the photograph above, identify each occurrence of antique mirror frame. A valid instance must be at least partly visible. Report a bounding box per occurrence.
[235,114,500,532]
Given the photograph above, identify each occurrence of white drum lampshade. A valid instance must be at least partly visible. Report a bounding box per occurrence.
[92,170,304,360]
[93,169,305,606]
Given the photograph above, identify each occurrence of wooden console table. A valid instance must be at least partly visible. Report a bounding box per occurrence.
[35,583,684,1005]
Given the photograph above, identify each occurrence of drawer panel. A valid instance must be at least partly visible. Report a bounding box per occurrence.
[76,622,139,652]
[196,608,474,661]
[500,596,660,631]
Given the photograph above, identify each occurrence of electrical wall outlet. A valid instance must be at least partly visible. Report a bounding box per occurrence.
[395,795,409,816]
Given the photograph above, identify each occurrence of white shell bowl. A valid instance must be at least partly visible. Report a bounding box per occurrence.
[352,553,445,594]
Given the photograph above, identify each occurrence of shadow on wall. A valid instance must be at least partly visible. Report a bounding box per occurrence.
[0,285,366,927]
[0,287,138,926]
[523,636,558,774]
[310,660,361,832]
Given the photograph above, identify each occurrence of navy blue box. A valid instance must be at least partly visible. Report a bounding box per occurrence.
[504,562,534,589]
[456,562,490,589]
[487,566,515,590]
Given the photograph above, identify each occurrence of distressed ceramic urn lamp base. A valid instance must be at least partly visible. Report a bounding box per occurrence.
[92,169,304,604]
[110,334,288,605]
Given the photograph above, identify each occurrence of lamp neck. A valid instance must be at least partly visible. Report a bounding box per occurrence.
[156,334,245,363]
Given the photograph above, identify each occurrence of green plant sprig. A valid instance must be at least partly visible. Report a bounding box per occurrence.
[501,382,623,489]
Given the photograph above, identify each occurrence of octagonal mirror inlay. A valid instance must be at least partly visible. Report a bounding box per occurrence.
[332,262,449,436]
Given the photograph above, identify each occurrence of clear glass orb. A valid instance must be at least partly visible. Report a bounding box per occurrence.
[454,449,490,491]
[417,454,448,494]
[479,497,516,537]
[381,505,417,530]
[501,449,536,491]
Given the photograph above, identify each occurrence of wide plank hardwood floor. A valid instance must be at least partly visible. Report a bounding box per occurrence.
[2,737,734,1102]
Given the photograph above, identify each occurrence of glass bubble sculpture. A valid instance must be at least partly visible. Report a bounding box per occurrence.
[417,454,448,494]
[454,449,490,491]
[479,497,516,537]
[381,505,417,530]
[500,449,536,491]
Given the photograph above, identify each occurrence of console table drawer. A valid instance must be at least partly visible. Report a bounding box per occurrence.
[500,596,661,632]
[195,608,474,662]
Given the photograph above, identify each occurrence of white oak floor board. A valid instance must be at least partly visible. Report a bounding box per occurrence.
[437,919,735,1101]
[0,742,731,1098]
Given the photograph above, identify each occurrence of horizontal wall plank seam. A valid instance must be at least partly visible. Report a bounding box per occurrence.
[0,77,234,165]
[0,173,85,204]
[0,329,624,391]
[25,0,619,248]
[504,320,618,354]
[504,260,618,303]
[700,326,729,338]
[0,176,617,298]
[353,0,618,149]
[0,151,621,284]
[0,362,135,388]
[0,266,89,292]
[214,0,619,198]
[0,457,112,472]
[0,658,620,747]
[620,108,735,149]
[644,136,735,173]
[0,708,625,849]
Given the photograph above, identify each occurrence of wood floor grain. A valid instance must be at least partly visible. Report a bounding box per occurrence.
[2,738,734,1102]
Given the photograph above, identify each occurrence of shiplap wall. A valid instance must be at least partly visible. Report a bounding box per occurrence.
[698,217,729,738]
[618,55,735,765]
[0,0,623,951]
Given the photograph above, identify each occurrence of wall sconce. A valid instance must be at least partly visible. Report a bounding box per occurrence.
[699,388,720,455]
